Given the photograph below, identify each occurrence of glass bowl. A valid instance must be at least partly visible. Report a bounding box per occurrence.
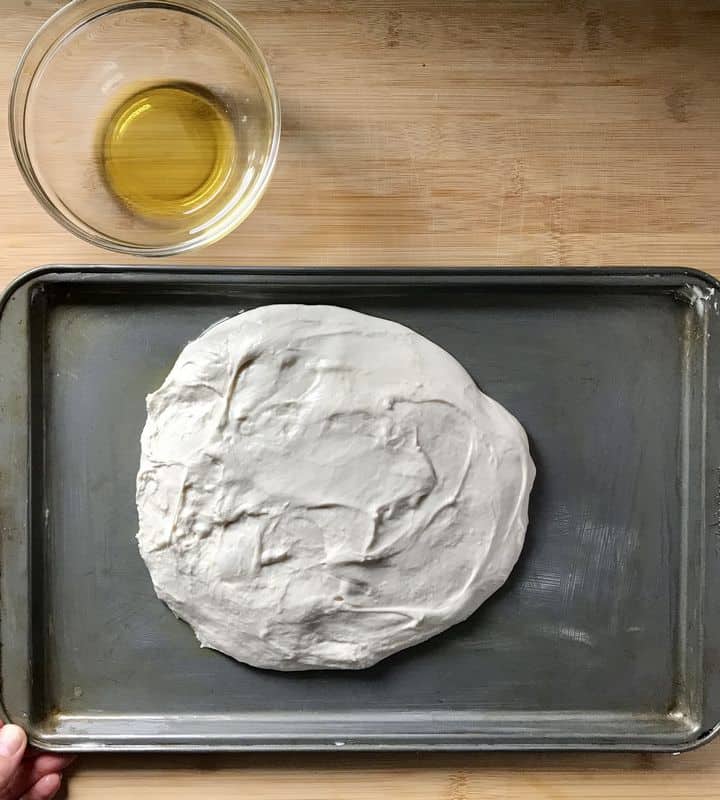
[9,0,281,256]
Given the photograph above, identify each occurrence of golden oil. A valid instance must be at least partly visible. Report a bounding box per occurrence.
[100,83,236,221]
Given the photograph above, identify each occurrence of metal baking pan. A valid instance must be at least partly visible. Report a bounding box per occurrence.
[2,266,720,752]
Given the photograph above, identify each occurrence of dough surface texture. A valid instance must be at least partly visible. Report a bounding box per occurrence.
[136,304,535,670]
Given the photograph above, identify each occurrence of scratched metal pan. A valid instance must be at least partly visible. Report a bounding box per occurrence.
[2,266,720,752]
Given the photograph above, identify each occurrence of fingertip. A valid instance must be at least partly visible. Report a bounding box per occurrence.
[0,723,26,758]
[26,752,76,780]
[25,771,62,800]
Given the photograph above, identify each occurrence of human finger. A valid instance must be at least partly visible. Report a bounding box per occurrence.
[20,773,61,800]
[0,725,27,789]
[23,755,74,776]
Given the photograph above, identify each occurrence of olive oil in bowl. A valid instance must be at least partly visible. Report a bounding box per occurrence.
[100,83,237,222]
[12,0,280,254]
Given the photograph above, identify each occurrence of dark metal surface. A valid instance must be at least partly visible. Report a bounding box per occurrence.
[1,266,720,752]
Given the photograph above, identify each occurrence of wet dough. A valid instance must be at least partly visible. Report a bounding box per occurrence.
[136,305,535,670]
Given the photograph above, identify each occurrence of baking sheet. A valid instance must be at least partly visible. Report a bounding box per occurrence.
[1,266,720,752]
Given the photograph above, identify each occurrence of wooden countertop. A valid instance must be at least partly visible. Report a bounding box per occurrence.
[2,0,719,796]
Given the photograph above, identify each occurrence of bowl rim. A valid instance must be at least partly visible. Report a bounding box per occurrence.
[8,0,281,257]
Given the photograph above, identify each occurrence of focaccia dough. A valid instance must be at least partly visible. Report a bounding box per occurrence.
[136,305,534,670]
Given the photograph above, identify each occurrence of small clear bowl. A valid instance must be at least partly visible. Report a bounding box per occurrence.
[9,0,281,256]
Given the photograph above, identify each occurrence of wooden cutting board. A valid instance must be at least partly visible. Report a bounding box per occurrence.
[1,0,719,797]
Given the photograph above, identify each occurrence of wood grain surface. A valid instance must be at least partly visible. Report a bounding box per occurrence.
[2,0,720,797]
